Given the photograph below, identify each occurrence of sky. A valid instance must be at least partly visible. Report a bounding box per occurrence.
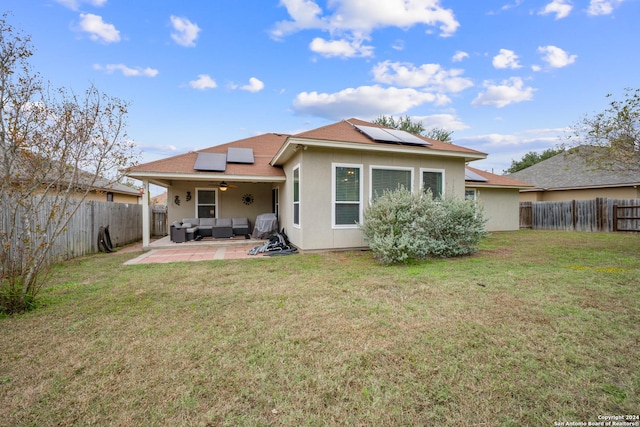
[3,0,639,179]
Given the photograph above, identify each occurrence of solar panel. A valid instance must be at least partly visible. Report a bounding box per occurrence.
[194,153,227,172]
[465,168,489,182]
[355,125,430,146]
[384,129,431,146]
[355,125,403,143]
[227,147,254,164]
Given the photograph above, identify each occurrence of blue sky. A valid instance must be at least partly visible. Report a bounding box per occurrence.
[4,0,639,176]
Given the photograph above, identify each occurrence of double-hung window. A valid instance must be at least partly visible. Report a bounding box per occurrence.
[293,166,300,227]
[370,166,413,200]
[333,164,362,227]
[421,168,445,199]
[196,188,217,218]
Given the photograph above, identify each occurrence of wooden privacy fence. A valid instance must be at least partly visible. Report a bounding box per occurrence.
[520,198,640,232]
[151,205,168,237]
[1,197,142,264]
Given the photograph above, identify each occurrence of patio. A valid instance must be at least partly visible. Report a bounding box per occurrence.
[123,235,271,264]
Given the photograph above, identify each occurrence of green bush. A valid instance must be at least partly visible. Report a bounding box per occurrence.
[359,188,488,264]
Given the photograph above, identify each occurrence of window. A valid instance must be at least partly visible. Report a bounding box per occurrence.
[333,164,362,227]
[196,188,217,218]
[465,189,477,201]
[293,166,300,227]
[106,192,114,202]
[421,169,445,198]
[370,167,412,200]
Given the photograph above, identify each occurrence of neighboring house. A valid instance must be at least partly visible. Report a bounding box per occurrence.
[464,166,533,231]
[507,147,640,202]
[127,118,525,250]
[150,191,168,206]
[86,179,142,204]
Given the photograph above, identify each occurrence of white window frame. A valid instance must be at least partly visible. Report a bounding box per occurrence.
[195,187,219,218]
[332,163,363,229]
[369,165,414,201]
[292,165,301,229]
[420,168,446,198]
[465,188,477,201]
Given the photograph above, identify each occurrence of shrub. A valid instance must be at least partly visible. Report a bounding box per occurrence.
[359,188,488,264]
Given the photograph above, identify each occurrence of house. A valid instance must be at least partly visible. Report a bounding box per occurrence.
[86,178,142,204]
[464,166,533,231]
[126,118,527,250]
[150,191,168,206]
[507,147,640,202]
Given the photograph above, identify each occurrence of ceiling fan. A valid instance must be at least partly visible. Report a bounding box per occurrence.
[218,181,238,192]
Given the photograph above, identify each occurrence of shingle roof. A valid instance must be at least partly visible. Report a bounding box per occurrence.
[507,147,640,190]
[294,118,486,157]
[127,118,488,180]
[465,166,533,188]
[126,133,289,178]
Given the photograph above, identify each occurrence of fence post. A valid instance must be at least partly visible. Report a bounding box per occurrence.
[612,205,618,232]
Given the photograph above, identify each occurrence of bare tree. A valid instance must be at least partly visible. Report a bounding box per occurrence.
[565,88,640,172]
[0,15,139,313]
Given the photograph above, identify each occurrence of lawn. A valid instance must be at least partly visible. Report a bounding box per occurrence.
[1,231,639,426]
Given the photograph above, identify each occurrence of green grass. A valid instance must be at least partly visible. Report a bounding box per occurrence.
[1,230,639,426]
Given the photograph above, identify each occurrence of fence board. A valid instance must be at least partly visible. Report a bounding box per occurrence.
[520,198,640,232]
[1,196,142,265]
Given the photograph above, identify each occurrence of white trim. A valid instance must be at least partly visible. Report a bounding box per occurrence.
[292,164,301,229]
[420,168,446,198]
[369,165,414,201]
[465,188,477,201]
[195,187,219,218]
[271,137,487,165]
[332,163,363,229]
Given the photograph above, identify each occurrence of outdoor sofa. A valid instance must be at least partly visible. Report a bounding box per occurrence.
[170,217,251,242]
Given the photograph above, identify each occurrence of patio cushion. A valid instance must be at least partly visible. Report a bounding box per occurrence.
[199,218,216,227]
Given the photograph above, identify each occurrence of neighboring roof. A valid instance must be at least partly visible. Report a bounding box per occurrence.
[272,118,487,165]
[507,147,640,191]
[150,191,167,205]
[126,133,290,186]
[465,166,534,189]
[1,146,140,196]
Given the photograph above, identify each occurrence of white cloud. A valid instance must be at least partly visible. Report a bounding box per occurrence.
[78,13,120,43]
[492,49,522,69]
[539,0,573,19]
[272,0,460,45]
[55,0,107,10]
[240,77,265,93]
[413,113,469,131]
[587,0,625,15]
[452,51,469,62]
[189,74,217,90]
[472,77,535,108]
[94,64,158,77]
[372,61,473,93]
[537,45,577,68]
[292,85,449,120]
[170,16,201,47]
[309,37,374,58]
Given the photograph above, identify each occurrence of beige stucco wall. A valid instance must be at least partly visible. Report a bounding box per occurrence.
[167,181,277,231]
[76,191,140,204]
[471,187,521,231]
[520,186,640,202]
[281,146,468,251]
